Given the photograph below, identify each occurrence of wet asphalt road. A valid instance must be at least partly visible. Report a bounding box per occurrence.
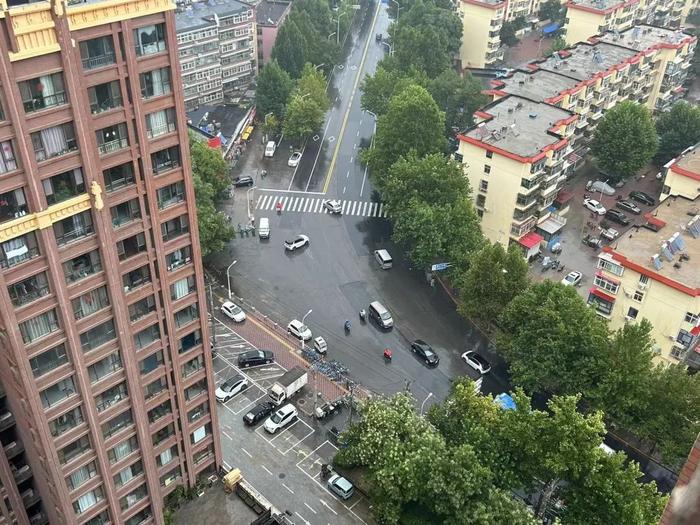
[213,1,509,407]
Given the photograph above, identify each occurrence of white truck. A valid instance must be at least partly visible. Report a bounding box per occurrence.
[269,367,308,405]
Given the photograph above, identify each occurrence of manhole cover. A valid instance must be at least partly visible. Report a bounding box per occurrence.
[297,398,306,405]
[279,473,285,479]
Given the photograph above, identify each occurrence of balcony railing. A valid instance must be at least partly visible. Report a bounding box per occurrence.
[82,52,115,70]
[11,285,49,307]
[23,92,67,113]
[55,224,95,246]
[147,122,176,139]
[98,137,129,155]
[91,95,123,114]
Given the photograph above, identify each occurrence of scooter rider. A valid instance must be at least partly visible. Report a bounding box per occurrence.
[359,309,367,321]
[344,320,351,332]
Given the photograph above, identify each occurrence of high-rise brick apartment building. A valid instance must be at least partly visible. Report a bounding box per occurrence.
[0,1,221,524]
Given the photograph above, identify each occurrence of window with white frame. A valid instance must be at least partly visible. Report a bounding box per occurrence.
[593,274,619,294]
[597,258,624,276]
[684,312,699,325]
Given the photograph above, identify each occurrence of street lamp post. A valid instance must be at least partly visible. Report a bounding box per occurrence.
[334,12,347,45]
[328,31,336,40]
[391,0,400,21]
[380,40,393,56]
[226,260,238,299]
[420,392,433,416]
[246,185,257,222]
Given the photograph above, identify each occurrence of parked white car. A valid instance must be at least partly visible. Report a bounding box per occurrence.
[221,301,246,322]
[287,319,312,341]
[583,198,606,215]
[215,375,249,402]
[288,151,302,167]
[323,199,342,214]
[264,403,298,433]
[561,271,583,287]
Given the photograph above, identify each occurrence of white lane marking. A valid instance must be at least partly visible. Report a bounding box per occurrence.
[262,465,273,475]
[283,483,295,494]
[346,170,350,178]
[341,200,349,214]
[221,430,233,441]
[240,447,252,458]
[343,186,347,194]
[281,196,289,210]
[314,199,322,213]
[256,195,263,208]
[303,198,312,212]
[320,500,338,515]
[359,163,368,197]
[295,512,310,525]
[223,460,231,471]
[304,503,317,514]
[350,156,354,163]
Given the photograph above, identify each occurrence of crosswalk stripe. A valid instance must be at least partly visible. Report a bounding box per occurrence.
[257,195,266,209]
[256,195,263,209]
[311,199,319,213]
[253,195,389,217]
[341,200,348,214]
[379,203,384,217]
[303,199,311,212]
[350,201,357,215]
[370,202,377,217]
[281,196,289,210]
[362,202,368,215]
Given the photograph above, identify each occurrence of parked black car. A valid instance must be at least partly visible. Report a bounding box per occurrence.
[232,176,254,187]
[628,191,655,206]
[410,340,439,367]
[237,350,275,368]
[605,209,631,226]
[243,401,275,426]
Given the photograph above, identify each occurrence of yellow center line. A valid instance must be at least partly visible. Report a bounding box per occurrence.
[321,1,382,194]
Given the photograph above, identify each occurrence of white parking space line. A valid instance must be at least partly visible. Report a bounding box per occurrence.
[267,419,302,443]
[240,447,252,458]
[284,483,295,494]
[304,503,317,514]
[281,427,315,455]
[320,500,338,515]
[223,460,232,471]
[221,430,232,441]
[262,465,273,475]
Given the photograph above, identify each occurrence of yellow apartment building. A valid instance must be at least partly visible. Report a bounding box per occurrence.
[456,95,578,250]
[457,0,506,68]
[564,0,687,45]
[590,198,700,365]
[660,142,700,201]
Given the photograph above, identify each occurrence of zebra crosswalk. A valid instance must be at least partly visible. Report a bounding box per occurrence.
[255,194,388,218]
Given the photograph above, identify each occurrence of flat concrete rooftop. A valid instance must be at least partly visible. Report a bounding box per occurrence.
[598,24,693,51]
[494,69,581,102]
[674,143,700,177]
[537,42,637,80]
[464,96,572,158]
[614,196,700,289]
[568,0,625,10]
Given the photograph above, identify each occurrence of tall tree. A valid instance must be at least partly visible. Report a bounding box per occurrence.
[189,137,234,256]
[295,63,330,112]
[544,36,567,57]
[360,66,426,116]
[654,101,700,165]
[497,281,610,396]
[591,101,657,182]
[381,153,482,269]
[255,60,294,120]
[282,93,324,145]
[271,19,307,78]
[539,0,567,25]
[364,84,446,177]
[428,69,487,134]
[453,242,529,329]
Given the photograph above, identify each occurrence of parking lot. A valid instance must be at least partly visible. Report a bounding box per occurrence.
[211,315,374,525]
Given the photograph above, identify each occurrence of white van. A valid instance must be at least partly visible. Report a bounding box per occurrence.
[258,217,270,239]
[374,249,393,269]
[264,141,276,157]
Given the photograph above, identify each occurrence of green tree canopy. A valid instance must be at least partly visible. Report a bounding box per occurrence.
[295,63,330,112]
[539,0,567,25]
[544,36,567,57]
[428,69,487,134]
[271,19,307,78]
[282,93,325,145]
[364,84,446,177]
[654,101,700,166]
[255,60,294,120]
[500,16,527,47]
[497,281,610,396]
[591,101,657,182]
[189,136,234,257]
[453,242,529,328]
[381,153,482,269]
[360,66,426,116]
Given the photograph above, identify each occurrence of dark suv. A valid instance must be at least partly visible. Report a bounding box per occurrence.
[605,209,630,226]
[628,191,655,206]
[233,176,254,187]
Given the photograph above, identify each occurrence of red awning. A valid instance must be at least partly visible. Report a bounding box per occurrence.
[643,213,666,230]
[555,190,573,204]
[691,325,700,337]
[589,287,616,303]
[595,270,620,284]
[519,232,543,249]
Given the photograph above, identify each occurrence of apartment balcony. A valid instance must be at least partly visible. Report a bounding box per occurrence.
[29,512,48,525]
[96,123,129,156]
[0,188,29,226]
[12,463,32,484]
[3,439,24,459]
[44,168,86,206]
[0,410,15,431]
